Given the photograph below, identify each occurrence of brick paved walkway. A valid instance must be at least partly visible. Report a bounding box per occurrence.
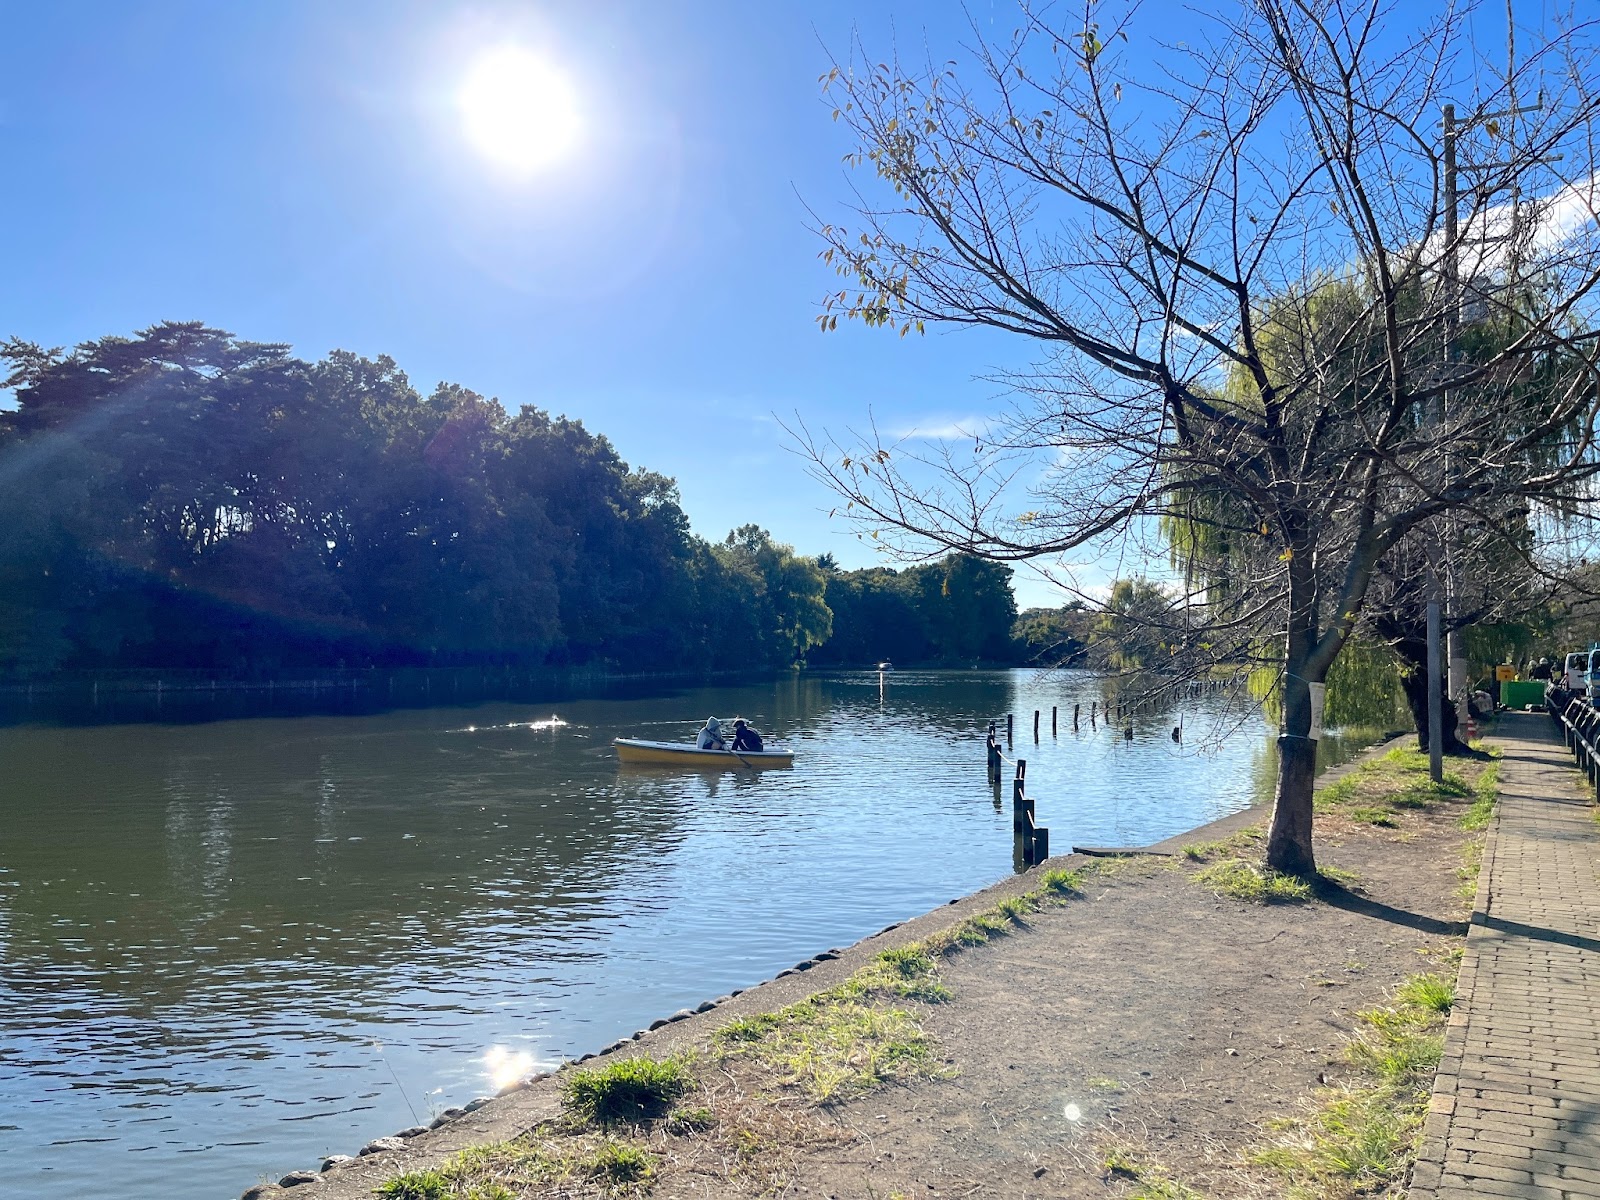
[1410,712,1600,1199]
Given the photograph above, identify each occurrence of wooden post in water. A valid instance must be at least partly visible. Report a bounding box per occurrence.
[1011,759,1047,866]
[1033,710,1040,740]
[1012,759,1029,835]
[1006,713,1013,745]
[1073,703,1080,730]
[1052,705,1058,735]
[986,721,1000,783]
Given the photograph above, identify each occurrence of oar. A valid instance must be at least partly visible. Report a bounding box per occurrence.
[729,744,756,770]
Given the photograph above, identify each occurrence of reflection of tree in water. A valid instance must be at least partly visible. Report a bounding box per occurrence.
[0,721,689,1013]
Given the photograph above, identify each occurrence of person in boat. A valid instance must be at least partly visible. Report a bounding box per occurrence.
[696,717,727,751]
[730,718,764,753]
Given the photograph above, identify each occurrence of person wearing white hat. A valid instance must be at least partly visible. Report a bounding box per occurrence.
[696,717,727,751]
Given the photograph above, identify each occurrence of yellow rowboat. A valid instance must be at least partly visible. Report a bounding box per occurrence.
[613,738,795,768]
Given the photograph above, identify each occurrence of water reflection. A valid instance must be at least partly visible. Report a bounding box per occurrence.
[0,670,1374,1199]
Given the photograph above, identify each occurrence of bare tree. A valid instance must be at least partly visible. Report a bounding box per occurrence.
[800,0,1600,875]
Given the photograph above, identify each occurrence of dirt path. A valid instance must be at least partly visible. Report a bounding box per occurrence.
[253,736,1487,1200]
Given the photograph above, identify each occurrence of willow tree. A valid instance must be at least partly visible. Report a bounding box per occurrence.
[800,0,1600,875]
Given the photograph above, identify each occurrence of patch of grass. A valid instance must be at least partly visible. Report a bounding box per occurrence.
[847,945,953,1003]
[1191,858,1313,903]
[1254,970,1455,1197]
[1314,774,1361,809]
[381,1134,657,1199]
[1314,744,1496,829]
[1103,1146,1139,1177]
[1395,971,1453,1014]
[1131,1179,1206,1200]
[562,1056,693,1125]
[713,993,937,1102]
[1316,865,1361,888]
[994,894,1033,922]
[586,1140,655,1187]
[1460,759,1500,830]
[1098,1147,1205,1197]
[1180,827,1263,861]
[1041,866,1088,893]
[378,1172,450,1200]
[1458,836,1485,902]
[1086,1075,1124,1091]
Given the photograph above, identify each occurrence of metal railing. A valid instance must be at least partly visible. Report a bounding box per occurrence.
[1555,696,1600,790]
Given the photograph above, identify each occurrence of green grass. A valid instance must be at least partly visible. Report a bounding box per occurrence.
[1180,827,1264,861]
[1395,971,1454,1014]
[1098,1146,1205,1197]
[562,1056,693,1125]
[1313,745,1494,826]
[1253,972,1454,1197]
[1314,774,1361,809]
[1316,865,1361,888]
[379,1135,657,1199]
[710,865,1105,1102]
[1191,858,1313,903]
[1041,866,1088,893]
[378,1173,451,1200]
[586,1140,655,1186]
[712,993,937,1102]
[1459,759,1500,830]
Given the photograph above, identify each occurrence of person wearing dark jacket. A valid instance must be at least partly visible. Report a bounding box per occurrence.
[730,719,764,753]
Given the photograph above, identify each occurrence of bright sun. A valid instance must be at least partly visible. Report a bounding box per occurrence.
[458,46,580,174]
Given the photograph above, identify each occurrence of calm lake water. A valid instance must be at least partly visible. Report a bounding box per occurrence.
[0,670,1373,1199]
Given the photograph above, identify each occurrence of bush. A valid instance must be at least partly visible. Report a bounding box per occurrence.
[562,1057,693,1124]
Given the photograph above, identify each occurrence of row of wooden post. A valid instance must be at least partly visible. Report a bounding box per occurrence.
[984,686,1228,863]
[985,722,1049,866]
[997,701,1133,747]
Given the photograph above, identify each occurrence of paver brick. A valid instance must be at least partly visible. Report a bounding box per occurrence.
[1407,715,1600,1200]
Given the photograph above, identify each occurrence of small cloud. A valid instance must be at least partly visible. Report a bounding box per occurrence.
[892,416,991,440]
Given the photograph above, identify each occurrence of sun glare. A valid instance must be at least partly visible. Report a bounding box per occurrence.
[458,46,580,174]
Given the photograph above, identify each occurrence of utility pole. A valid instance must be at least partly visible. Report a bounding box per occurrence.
[1442,104,1469,763]
[1430,10,1546,776]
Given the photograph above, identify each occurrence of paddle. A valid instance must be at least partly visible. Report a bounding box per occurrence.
[720,721,756,769]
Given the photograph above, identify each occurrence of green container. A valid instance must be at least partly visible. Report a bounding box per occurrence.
[1501,679,1546,710]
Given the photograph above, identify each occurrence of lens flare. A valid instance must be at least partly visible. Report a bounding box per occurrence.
[484,1045,536,1091]
[1063,1102,1083,1121]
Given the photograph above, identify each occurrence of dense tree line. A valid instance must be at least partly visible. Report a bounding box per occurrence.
[0,323,844,676]
[809,555,1021,666]
[0,324,1046,678]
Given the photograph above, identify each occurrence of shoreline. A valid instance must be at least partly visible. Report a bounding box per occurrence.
[239,730,1410,1199]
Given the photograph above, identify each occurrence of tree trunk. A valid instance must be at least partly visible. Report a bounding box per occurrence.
[1393,635,1466,754]
[1265,603,1320,877]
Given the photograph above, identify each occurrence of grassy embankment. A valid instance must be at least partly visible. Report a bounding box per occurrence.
[375,869,1092,1200]
[376,744,1498,1200]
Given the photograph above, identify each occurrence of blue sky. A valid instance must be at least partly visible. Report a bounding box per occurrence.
[0,0,1554,609]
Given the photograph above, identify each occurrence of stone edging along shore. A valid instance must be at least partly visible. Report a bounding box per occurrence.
[237,731,1409,1199]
